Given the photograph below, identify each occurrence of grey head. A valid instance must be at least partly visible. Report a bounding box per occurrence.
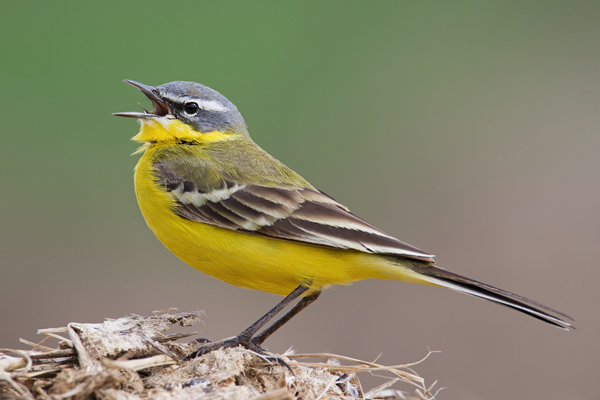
[114,80,247,133]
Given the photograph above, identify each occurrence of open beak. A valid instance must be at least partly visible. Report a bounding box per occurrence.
[113,80,171,119]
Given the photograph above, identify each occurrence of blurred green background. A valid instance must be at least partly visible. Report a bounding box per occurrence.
[1,1,598,399]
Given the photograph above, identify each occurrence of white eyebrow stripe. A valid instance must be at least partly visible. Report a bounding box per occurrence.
[197,99,228,112]
[165,94,228,112]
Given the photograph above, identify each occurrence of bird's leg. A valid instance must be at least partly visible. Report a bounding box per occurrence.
[235,285,311,345]
[251,291,321,346]
[189,285,312,358]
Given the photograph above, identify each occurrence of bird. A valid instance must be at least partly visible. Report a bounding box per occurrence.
[114,80,572,355]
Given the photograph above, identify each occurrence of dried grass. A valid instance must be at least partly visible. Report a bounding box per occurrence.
[0,311,439,399]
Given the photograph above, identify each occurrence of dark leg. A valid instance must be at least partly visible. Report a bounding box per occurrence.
[237,285,310,342]
[189,285,315,358]
[252,291,321,345]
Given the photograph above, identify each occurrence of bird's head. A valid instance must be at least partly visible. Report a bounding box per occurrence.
[114,80,247,144]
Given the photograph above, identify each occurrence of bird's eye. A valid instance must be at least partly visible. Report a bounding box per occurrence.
[184,102,200,115]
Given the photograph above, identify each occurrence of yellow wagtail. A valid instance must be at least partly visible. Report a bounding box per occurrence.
[114,80,572,355]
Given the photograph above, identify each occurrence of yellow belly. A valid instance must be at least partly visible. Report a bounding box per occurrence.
[134,150,430,296]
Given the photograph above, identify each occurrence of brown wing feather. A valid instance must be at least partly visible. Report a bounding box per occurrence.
[153,161,435,261]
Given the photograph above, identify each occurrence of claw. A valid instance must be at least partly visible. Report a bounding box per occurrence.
[187,335,267,360]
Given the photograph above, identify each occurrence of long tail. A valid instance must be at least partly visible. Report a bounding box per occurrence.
[407,264,574,330]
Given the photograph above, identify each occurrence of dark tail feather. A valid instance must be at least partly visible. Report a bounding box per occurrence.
[411,265,574,330]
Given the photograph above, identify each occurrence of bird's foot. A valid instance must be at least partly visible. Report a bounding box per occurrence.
[186,335,292,372]
[192,337,212,345]
[187,334,265,359]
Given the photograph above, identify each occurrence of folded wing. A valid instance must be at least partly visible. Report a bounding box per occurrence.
[153,160,434,261]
